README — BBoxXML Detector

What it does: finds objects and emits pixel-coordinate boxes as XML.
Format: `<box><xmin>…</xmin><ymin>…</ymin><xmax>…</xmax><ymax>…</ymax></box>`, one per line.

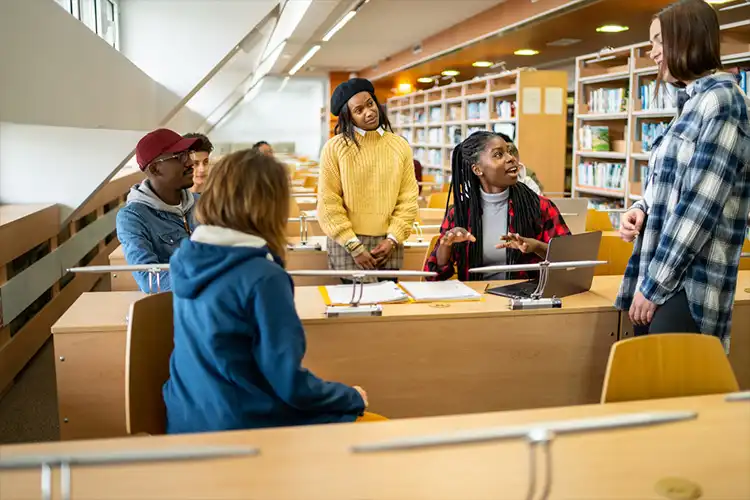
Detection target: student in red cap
<box><xmin>115</xmin><ymin>128</ymin><xmax>200</xmax><ymax>292</ymax></box>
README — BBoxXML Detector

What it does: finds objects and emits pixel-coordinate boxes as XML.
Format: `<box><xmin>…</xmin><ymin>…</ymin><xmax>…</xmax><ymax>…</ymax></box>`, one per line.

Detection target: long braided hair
<box><xmin>334</xmin><ymin>93</ymin><xmax>393</xmax><ymax>148</ymax></box>
<box><xmin>448</xmin><ymin>131</ymin><xmax>542</xmax><ymax>281</ymax></box>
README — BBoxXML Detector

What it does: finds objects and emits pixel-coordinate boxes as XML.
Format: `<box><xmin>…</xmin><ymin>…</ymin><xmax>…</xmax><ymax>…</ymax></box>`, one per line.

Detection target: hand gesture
<box><xmin>353</xmin><ymin>250</ymin><xmax>377</xmax><ymax>270</ymax></box>
<box><xmin>496</xmin><ymin>233</ymin><xmax>538</xmax><ymax>255</ymax></box>
<box><xmin>441</xmin><ymin>227</ymin><xmax>476</xmax><ymax>247</ymax></box>
<box><xmin>620</xmin><ymin>209</ymin><xmax>645</xmax><ymax>243</ymax></box>
<box><xmin>370</xmin><ymin>238</ymin><xmax>396</xmax><ymax>267</ymax></box>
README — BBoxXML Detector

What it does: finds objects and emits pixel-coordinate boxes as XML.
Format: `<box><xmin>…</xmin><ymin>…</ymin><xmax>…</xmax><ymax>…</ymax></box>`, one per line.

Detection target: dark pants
<box><xmin>633</xmin><ymin>289</ymin><xmax>700</xmax><ymax>336</ymax></box>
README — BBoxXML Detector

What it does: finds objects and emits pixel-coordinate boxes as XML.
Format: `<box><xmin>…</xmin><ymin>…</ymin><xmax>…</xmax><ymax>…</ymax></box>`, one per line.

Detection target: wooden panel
<box><xmin>0</xmin><ymin>204</ymin><xmax>60</xmax><ymax>266</ymax></box>
<box><xmin>51</xmin><ymin>290</ymin><xmax>143</xmax><ymax>335</ymax></box>
<box><xmin>55</xmin><ymin>330</ymin><xmax>127</xmax><ymax>440</ymax></box>
<box><xmin>4</xmin><ymin>394</ymin><xmax>746</xmax><ymax>500</ymax></box>
<box><xmin>303</xmin><ymin>310</ymin><xmax>618</xmax><ymax>417</ymax></box>
<box><xmin>0</xmin><ymin>238</ymin><xmax>121</xmax><ymax>393</ymax></box>
<box><xmin>70</xmin><ymin>168</ymin><xmax>142</xmax><ymax>224</ymax></box>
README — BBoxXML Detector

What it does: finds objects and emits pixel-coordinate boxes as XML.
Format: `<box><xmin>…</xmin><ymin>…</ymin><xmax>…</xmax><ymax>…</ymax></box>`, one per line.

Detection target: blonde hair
<box><xmin>196</xmin><ymin>150</ymin><xmax>290</xmax><ymax>259</ymax></box>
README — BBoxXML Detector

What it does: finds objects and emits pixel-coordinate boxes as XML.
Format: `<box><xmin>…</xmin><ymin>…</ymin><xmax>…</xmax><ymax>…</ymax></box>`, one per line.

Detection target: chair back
<box><xmin>601</xmin><ymin>334</ymin><xmax>739</xmax><ymax>403</ymax></box>
<box><xmin>586</xmin><ymin>209</ymin><xmax>614</xmax><ymax>231</ymax></box>
<box><xmin>428</xmin><ymin>192</ymin><xmax>453</xmax><ymax>210</ymax></box>
<box><xmin>125</xmin><ymin>292</ymin><xmax>174</xmax><ymax>435</ymax></box>
<box><xmin>421</xmin><ymin>234</ymin><xmax>441</xmax><ymax>278</ymax></box>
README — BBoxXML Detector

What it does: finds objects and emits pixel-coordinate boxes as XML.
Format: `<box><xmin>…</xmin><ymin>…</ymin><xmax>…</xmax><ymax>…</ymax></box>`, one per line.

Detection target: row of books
<box><xmin>578</xmin><ymin>125</ymin><xmax>610</xmax><ymax>151</ymax></box>
<box><xmin>413</xmin><ymin>148</ymin><xmax>443</xmax><ymax>167</ymax></box>
<box><xmin>638</xmin><ymin>81</ymin><xmax>676</xmax><ymax>111</ymax></box>
<box><xmin>736</xmin><ymin>69</ymin><xmax>750</xmax><ymax>94</ymax></box>
<box><xmin>641</xmin><ymin>121</ymin><xmax>670</xmax><ymax>152</ymax></box>
<box><xmin>588</xmin><ymin>88</ymin><xmax>627</xmax><ymax>114</ymax></box>
<box><xmin>447</xmin><ymin>105</ymin><xmax>462</xmax><ymax>121</ymax></box>
<box><xmin>467</xmin><ymin>101</ymin><xmax>489</xmax><ymax>120</ymax></box>
<box><xmin>577</xmin><ymin>161</ymin><xmax>626</xmax><ymax>191</ymax></box>
<box><xmin>495</xmin><ymin>100</ymin><xmax>516</xmax><ymax>120</ymax></box>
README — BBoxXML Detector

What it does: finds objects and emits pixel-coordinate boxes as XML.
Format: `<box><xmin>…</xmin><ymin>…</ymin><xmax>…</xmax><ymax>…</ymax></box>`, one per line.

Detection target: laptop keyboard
<box><xmin>486</xmin><ymin>280</ymin><xmax>540</xmax><ymax>299</ymax></box>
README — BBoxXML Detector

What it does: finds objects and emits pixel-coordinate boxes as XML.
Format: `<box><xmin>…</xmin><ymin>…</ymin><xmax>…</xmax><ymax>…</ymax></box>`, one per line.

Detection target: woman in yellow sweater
<box><xmin>318</xmin><ymin>78</ymin><xmax>419</xmax><ymax>280</ymax></box>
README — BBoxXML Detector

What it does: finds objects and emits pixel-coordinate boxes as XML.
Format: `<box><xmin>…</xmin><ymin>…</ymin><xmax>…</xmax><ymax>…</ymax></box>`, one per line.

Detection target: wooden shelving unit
<box><xmin>387</xmin><ymin>69</ymin><xmax>568</xmax><ymax>193</ymax></box>
<box><xmin>572</xmin><ymin>19</ymin><xmax>750</xmax><ymax>210</ymax></box>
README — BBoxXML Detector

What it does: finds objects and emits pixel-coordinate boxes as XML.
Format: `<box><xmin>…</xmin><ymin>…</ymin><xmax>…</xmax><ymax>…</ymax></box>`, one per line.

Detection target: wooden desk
<box><xmin>418</xmin><ymin>208</ymin><xmax>445</xmax><ymax>225</ymax></box>
<box><xmin>52</xmin><ymin>277</ymin><xmax>618</xmax><ymax>440</ymax></box>
<box><xmin>2</xmin><ymin>394</ymin><xmax>748</xmax><ymax>500</ymax></box>
<box><xmin>597</xmin><ymin>271</ymin><xmax>750</xmax><ymax>390</ymax></box>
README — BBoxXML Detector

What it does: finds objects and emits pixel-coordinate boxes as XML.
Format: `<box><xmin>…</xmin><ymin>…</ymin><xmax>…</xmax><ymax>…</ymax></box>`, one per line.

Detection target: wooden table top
<box><xmin>0</xmin><ymin>204</ymin><xmax>56</xmax><ymax>226</ymax></box>
<box><xmin>51</xmin><ymin>291</ymin><xmax>145</xmax><ymax>334</ymax></box>
<box><xmin>1</xmin><ymin>394</ymin><xmax>747</xmax><ymax>500</ymax></box>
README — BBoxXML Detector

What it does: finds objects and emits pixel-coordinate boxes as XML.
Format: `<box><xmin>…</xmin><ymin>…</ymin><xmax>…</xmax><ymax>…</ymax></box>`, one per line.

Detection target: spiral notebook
<box><xmin>399</xmin><ymin>281</ymin><xmax>482</xmax><ymax>302</ymax></box>
<box><xmin>320</xmin><ymin>282</ymin><xmax>410</xmax><ymax>306</ymax></box>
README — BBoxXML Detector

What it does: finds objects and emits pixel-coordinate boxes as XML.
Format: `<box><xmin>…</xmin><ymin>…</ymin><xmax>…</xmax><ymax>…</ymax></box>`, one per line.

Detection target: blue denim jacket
<box><xmin>115</xmin><ymin>181</ymin><xmax>199</xmax><ymax>292</ymax></box>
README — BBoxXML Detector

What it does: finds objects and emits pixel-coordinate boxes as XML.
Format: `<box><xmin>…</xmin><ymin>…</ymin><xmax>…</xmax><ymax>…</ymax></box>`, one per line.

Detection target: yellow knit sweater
<box><xmin>317</xmin><ymin>130</ymin><xmax>419</xmax><ymax>247</ymax></box>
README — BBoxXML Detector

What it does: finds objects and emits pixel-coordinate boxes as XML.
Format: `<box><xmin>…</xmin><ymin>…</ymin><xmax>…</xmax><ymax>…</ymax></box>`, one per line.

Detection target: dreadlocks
<box><xmin>334</xmin><ymin>93</ymin><xmax>394</xmax><ymax>148</ymax></box>
<box><xmin>449</xmin><ymin>131</ymin><xmax>542</xmax><ymax>281</ymax></box>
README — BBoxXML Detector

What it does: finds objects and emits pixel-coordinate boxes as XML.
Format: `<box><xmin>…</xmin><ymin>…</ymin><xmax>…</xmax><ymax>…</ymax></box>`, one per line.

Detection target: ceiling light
<box><xmin>441</xmin><ymin>70</ymin><xmax>460</xmax><ymax>76</ymax></box>
<box><xmin>472</xmin><ymin>61</ymin><xmax>493</xmax><ymax>68</ymax></box>
<box><xmin>596</xmin><ymin>25</ymin><xmax>629</xmax><ymax>33</ymax></box>
<box><xmin>417</xmin><ymin>77</ymin><xmax>434</xmax><ymax>83</ymax></box>
<box><xmin>288</xmin><ymin>45</ymin><xmax>320</xmax><ymax>75</ymax></box>
<box><xmin>514</xmin><ymin>49</ymin><xmax>539</xmax><ymax>56</ymax></box>
<box><xmin>705</xmin><ymin>0</ymin><xmax>735</xmax><ymax>3</ymax></box>
<box><xmin>398</xmin><ymin>83</ymin><xmax>413</xmax><ymax>93</ymax></box>
<box><xmin>322</xmin><ymin>10</ymin><xmax>356</xmax><ymax>42</ymax></box>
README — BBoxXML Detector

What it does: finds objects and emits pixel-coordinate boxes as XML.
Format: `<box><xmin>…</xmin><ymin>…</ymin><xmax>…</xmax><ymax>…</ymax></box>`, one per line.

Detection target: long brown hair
<box><xmin>656</xmin><ymin>0</ymin><xmax>721</xmax><ymax>89</ymax></box>
<box><xmin>196</xmin><ymin>150</ymin><xmax>289</xmax><ymax>259</ymax></box>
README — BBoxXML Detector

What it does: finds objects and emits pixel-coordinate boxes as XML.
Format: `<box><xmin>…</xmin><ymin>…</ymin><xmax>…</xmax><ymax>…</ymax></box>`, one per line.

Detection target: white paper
<box><xmin>323</xmin><ymin>281</ymin><xmax>408</xmax><ymax>305</ymax></box>
<box><xmin>544</xmin><ymin>87</ymin><xmax>564</xmax><ymax>115</ymax></box>
<box><xmin>522</xmin><ymin>87</ymin><xmax>541</xmax><ymax>115</ymax></box>
<box><xmin>399</xmin><ymin>281</ymin><xmax>481</xmax><ymax>302</ymax></box>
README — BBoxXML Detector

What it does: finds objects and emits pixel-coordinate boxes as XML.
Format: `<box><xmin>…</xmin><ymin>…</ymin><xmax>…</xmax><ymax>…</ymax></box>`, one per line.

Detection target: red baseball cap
<box><xmin>135</xmin><ymin>129</ymin><xmax>200</xmax><ymax>170</ymax></box>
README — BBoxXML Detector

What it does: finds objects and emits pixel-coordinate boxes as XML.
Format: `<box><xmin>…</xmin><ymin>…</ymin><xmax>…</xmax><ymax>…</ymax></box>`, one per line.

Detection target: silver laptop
<box><xmin>549</xmin><ymin>198</ymin><xmax>588</xmax><ymax>234</ymax></box>
<box><xmin>486</xmin><ymin>231</ymin><xmax>603</xmax><ymax>299</ymax></box>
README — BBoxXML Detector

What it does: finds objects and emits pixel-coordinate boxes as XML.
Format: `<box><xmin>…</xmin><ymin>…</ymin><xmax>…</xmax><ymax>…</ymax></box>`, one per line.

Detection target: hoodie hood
<box><xmin>170</xmin><ymin>225</ymin><xmax>280</xmax><ymax>299</ymax></box>
<box><xmin>127</xmin><ymin>180</ymin><xmax>195</xmax><ymax>216</ymax></box>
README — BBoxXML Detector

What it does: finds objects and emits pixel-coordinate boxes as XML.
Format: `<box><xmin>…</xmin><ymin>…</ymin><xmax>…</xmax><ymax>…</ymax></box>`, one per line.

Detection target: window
<box><xmin>78</xmin><ymin>0</ymin><xmax>97</xmax><ymax>33</ymax></box>
<box><xmin>53</xmin><ymin>0</ymin><xmax>73</xmax><ymax>13</ymax></box>
<box><xmin>100</xmin><ymin>0</ymin><xmax>118</xmax><ymax>48</ymax></box>
<box><xmin>53</xmin><ymin>0</ymin><xmax>120</xmax><ymax>50</ymax></box>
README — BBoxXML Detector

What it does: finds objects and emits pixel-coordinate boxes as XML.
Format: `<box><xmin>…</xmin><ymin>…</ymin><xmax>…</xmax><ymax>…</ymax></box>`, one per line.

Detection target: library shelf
<box><xmin>631</xmin><ymin>109</ymin><xmax>677</xmax><ymax>118</ymax></box>
<box><xmin>629</xmin><ymin>194</ymin><xmax>644</xmax><ymax>201</ymax></box>
<box><xmin>575</xmin><ymin>186</ymin><xmax>626</xmax><ymax>199</ymax></box>
<box><xmin>631</xmin><ymin>152</ymin><xmax>650</xmax><ymax>161</ymax></box>
<box><xmin>388</xmin><ymin>69</ymin><xmax>568</xmax><ymax>192</ymax></box>
<box><xmin>578</xmin><ymin>112</ymin><xmax>629</xmax><ymax>121</ymax></box>
<box><xmin>578</xmin><ymin>70</ymin><xmax>631</xmax><ymax>84</ymax></box>
<box><xmin>576</xmin><ymin>151</ymin><xmax>627</xmax><ymax>160</ymax></box>
<box><xmin>633</xmin><ymin>66</ymin><xmax>659</xmax><ymax>76</ymax></box>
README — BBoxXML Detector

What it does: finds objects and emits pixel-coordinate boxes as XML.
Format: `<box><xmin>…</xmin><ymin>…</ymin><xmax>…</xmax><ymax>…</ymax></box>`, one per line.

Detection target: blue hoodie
<box><xmin>163</xmin><ymin>225</ymin><xmax>365</xmax><ymax>434</ymax></box>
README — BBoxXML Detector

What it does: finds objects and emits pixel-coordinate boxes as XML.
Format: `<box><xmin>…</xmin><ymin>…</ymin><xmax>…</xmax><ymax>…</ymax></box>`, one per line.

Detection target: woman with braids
<box><xmin>318</xmin><ymin>78</ymin><xmax>418</xmax><ymax>281</ymax></box>
<box><xmin>424</xmin><ymin>131</ymin><xmax>570</xmax><ymax>281</ymax></box>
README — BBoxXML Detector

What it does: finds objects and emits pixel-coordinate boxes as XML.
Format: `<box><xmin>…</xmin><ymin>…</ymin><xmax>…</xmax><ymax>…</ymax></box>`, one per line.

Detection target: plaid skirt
<box><xmin>327</xmin><ymin>235</ymin><xmax>404</xmax><ymax>283</ymax></box>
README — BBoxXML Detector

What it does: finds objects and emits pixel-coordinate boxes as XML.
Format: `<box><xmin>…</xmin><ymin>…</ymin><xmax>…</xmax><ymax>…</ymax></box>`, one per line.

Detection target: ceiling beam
<box><xmin>357</xmin><ymin>0</ymin><xmax>597</xmax><ymax>81</ymax></box>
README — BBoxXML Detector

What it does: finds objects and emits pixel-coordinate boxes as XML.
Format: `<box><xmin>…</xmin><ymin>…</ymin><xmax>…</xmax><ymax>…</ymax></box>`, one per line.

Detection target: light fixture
<box><xmin>288</xmin><ymin>45</ymin><xmax>321</xmax><ymax>75</ymax></box>
<box><xmin>705</xmin><ymin>0</ymin><xmax>736</xmax><ymax>3</ymax></box>
<box><xmin>278</xmin><ymin>76</ymin><xmax>290</xmax><ymax>92</ymax></box>
<box><xmin>322</xmin><ymin>10</ymin><xmax>356</xmax><ymax>42</ymax></box>
<box><xmin>398</xmin><ymin>83</ymin><xmax>413</xmax><ymax>93</ymax></box>
<box><xmin>514</xmin><ymin>49</ymin><xmax>539</xmax><ymax>56</ymax></box>
<box><xmin>596</xmin><ymin>24</ymin><xmax>629</xmax><ymax>33</ymax></box>
<box><xmin>441</xmin><ymin>70</ymin><xmax>460</xmax><ymax>77</ymax></box>
<box><xmin>472</xmin><ymin>61</ymin><xmax>493</xmax><ymax>68</ymax></box>
<box><xmin>417</xmin><ymin>77</ymin><xmax>434</xmax><ymax>83</ymax></box>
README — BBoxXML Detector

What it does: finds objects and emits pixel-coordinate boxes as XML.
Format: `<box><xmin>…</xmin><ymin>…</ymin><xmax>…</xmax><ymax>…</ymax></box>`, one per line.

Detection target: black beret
<box><xmin>331</xmin><ymin>78</ymin><xmax>375</xmax><ymax>117</ymax></box>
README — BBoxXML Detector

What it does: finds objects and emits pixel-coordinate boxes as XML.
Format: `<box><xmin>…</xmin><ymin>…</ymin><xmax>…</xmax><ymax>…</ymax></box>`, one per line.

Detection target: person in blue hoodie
<box><xmin>163</xmin><ymin>150</ymin><xmax>378</xmax><ymax>433</ymax></box>
<box><xmin>116</xmin><ymin>129</ymin><xmax>201</xmax><ymax>292</ymax></box>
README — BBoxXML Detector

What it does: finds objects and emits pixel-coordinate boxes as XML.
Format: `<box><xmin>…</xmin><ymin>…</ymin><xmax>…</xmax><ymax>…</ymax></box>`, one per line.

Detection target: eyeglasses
<box><xmin>149</xmin><ymin>150</ymin><xmax>194</xmax><ymax>168</ymax></box>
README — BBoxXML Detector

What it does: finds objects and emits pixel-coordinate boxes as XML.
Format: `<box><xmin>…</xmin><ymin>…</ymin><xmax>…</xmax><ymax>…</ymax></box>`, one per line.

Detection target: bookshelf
<box><xmin>386</xmin><ymin>69</ymin><xmax>568</xmax><ymax>193</ymax></box>
<box><xmin>572</xmin><ymin>19</ymin><xmax>750</xmax><ymax>211</ymax></box>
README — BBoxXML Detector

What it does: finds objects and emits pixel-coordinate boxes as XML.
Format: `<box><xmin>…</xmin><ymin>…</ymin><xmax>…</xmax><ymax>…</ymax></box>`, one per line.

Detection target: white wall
<box><xmin>211</xmin><ymin>76</ymin><xmax>327</xmax><ymax>160</ymax></box>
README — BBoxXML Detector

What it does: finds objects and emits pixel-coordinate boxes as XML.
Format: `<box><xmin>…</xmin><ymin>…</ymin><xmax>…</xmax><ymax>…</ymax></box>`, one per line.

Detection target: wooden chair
<box><xmin>420</xmin><ymin>234</ymin><xmax>457</xmax><ymax>281</ymax></box>
<box><xmin>586</xmin><ymin>209</ymin><xmax>614</xmax><ymax>232</ymax></box>
<box><xmin>601</xmin><ymin>334</ymin><xmax>739</xmax><ymax>404</ymax></box>
<box><xmin>125</xmin><ymin>292</ymin><xmax>174</xmax><ymax>435</ymax></box>
<box><xmin>427</xmin><ymin>192</ymin><xmax>452</xmax><ymax>210</ymax></box>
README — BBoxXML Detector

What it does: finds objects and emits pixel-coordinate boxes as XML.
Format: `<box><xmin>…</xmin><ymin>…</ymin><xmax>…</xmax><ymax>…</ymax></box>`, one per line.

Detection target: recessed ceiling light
<box><xmin>596</xmin><ymin>25</ymin><xmax>629</xmax><ymax>33</ymax></box>
<box><xmin>705</xmin><ymin>0</ymin><xmax>735</xmax><ymax>3</ymax></box>
<box><xmin>441</xmin><ymin>70</ymin><xmax>460</xmax><ymax>76</ymax></box>
<box><xmin>417</xmin><ymin>77</ymin><xmax>434</xmax><ymax>83</ymax></box>
<box><xmin>472</xmin><ymin>61</ymin><xmax>493</xmax><ymax>68</ymax></box>
<box><xmin>398</xmin><ymin>83</ymin><xmax>413</xmax><ymax>93</ymax></box>
<box><xmin>514</xmin><ymin>49</ymin><xmax>539</xmax><ymax>56</ymax></box>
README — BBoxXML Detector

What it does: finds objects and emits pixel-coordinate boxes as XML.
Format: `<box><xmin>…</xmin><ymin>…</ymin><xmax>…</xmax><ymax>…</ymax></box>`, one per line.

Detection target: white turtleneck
<box><xmin>481</xmin><ymin>188</ymin><xmax>510</xmax><ymax>281</ymax></box>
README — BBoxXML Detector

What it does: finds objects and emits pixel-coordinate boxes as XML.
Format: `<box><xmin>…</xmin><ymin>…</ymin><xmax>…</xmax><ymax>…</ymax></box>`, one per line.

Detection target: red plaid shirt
<box><xmin>424</xmin><ymin>196</ymin><xmax>571</xmax><ymax>281</ymax></box>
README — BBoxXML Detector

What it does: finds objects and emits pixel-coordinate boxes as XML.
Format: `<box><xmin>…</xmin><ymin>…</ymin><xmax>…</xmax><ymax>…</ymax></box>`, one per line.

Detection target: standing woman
<box><xmin>317</xmin><ymin>78</ymin><xmax>419</xmax><ymax>280</ymax></box>
<box><xmin>424</xmin><ymin>131</ymin><xmax>570</xmax><ymax>281</ymax></box>
<box><xmin>617</xmin><ymin>0</ymin><xmax>750</xmax><ymax>347</ymax></box>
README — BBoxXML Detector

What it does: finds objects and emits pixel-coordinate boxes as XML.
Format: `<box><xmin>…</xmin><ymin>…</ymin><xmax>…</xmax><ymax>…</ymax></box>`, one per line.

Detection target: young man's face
<box><xmin>257</xmin><ymin>144</ymin><xmax>274</xmax><ymax>156</ymax></box>
<box><xmin>191</xmin><ymin>151</ymin><xmax>210</xmax><ymax>187</ymax></box>
<box><xmin>148</xmin><ymin>150</ymin><xmax>196</xmax><ymax>191</ymax></box>
<box><xmin>347</xmin><ymin>91</ymin><xmax>380</xmax><ymax>131</ymax></box>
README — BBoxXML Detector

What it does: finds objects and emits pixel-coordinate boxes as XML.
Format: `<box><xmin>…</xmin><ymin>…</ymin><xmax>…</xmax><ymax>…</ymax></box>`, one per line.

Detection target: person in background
<box><xmin>414</xmin><ymin>159</ymin><xmax>423</xmax><ymax>194</ymax></box>
<box><xmin>252</xmin><ymin>141</ymin><xmax>274</xmax><ymax>156</ymax></box>
<box><xmin>617</xmin><ymin>0</ymin><xmax>750</xmax><ymax>346</ymax></box>
<box><xmin>116</xmin><ymin>129</ymin><xmax>200</xmax><ymax>292</ymax></box>
<box><xmin>163</xmin><ymin>150</ymin><xmax>378</xmax><ymax>434</ymax></box>
<box><xmin>425</xmin><ymin>131</ymin><xmax>570</xmax><ymax>281</ymax></box>
<box><xmin>496</xmin><ymin>132</ymin><xmax>543</xmax><ymax>194</ymax></box>
<box><xmin>183</xmin><ymin>133</ymin><xmax>213</xmax><ymax>193</ymax></box>
<box><xmin>318</xmin><ymin>78</ymin><xmax>419</xmax><ymax>281</ymax></box>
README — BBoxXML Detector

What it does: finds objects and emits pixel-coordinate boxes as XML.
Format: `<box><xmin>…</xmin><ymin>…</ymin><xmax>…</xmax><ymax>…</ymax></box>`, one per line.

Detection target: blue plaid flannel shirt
<box><xmin>616</xmin><ymin>73</ymin><xmax>750</xmax><ymax>349</ymax></box>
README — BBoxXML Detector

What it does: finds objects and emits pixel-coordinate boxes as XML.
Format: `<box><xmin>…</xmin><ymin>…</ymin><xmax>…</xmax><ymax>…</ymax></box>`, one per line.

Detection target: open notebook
<box><xmin>400</xmin><ymin>281</ymin><xmax>482</xmax><ymax>302</ymax></box>
<box><xmin>321</xmin><ymin>282</ymin><xmax>410</xmax><ymax>306</ymax></box>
